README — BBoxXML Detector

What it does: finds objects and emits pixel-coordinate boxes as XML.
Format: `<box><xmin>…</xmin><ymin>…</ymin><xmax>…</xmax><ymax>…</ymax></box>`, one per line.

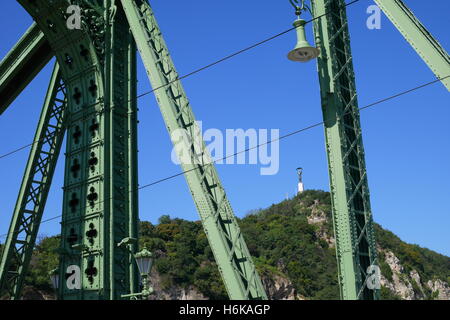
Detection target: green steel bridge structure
<box><xmin>0</xmin><ymin>0</ymin><xmax>448</xmax><ymax>300</ymax></box>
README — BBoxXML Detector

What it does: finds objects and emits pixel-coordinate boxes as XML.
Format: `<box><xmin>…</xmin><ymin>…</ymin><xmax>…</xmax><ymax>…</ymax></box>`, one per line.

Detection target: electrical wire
<box><xmin>0</xmin><ymin>0</ymin><xmax>363</xmax><ymax>161</ymax></box>
<box><xmin>0</xmin><ymin>75</ymin><xmax>447</xmax><ymax>240</ymax></box>
<box><xmin>136</xmin><ymin>0</ymin><xmax>361</xmax><ymax>100</ymax></box>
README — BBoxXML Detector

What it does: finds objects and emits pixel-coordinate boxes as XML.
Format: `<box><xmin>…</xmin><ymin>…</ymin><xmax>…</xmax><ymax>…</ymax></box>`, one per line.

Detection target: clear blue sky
<box><xmin>0</xmin><ymin>1</ymin><xmax>449</xmax><ymax>256</ymax></box>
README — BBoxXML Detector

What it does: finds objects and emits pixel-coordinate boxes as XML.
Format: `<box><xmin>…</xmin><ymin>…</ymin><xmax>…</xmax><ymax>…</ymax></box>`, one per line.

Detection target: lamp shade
<box><xmin>288</xmin><ymin>19</ymin><xmax>320</xmax><ymax>62</ymax></box>
<box><xmin>134</xmin><ymin>248</ymin><xmax>153</xmax><ymax>275</ymax></box>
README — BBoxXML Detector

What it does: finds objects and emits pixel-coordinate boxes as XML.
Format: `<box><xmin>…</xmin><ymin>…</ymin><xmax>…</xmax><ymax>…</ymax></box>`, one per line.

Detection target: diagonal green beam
<box><xmin>0</xmin><ymin>23</ymin><xmax>53</xmax><ymax>115</ymax></box>
<box><xmin>121</xmin><ymin>0</ymin><xmax>267</xmax><ymax>300</ymax></box>
<box><xmin>374</xmin><ymin>0</ymin><xmax>450</xmax><ymax>91</ymax></box>
<box><xmin>0</xmin><ymin>63</ymin><xmax>66</xmax><ymax>299</ymax></box>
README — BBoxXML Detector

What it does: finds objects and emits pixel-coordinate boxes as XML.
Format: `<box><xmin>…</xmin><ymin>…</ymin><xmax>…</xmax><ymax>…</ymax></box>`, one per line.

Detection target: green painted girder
<box><xmin>46</xmin><ymin>1</ymin><xmax>138</xmax><ymax>300</ymax></box>
<box><xmin>0</xmin><ymin>23</ymin><xmax>52</xmax><ymax>115</ymax></box>
<box><xmin>374</xmin><ymin>0</ymin><xmax>450</xmax><ymax>91</ymax></box>
<box><xmin>311</xmin><ymin>0</ymin><xmax>378</xmax><ymax>300</ymax></box>
<box><xmin>121</xmin><ymin>0</ymin><xmax>267</xmax><ymax>300</ymax></box>
<box><xmin>0</xmin><ymin>63</ymin><xmax>66</xmax><ymax>299</ymax></box>
<box><xmin>11</xmin><ymin>0</ymin><xmax>139</xmax><ymax>300</ymax></box>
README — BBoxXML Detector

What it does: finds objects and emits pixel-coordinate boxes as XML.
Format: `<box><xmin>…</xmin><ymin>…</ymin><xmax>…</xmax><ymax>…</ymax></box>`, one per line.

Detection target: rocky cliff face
<box><xmin>261</xmin><ymin>273</ymin><xmax>304</xmax><ymax>300</ymax></box>
<box><xmin>149</xmin><ymin>269</ymin><xmax>208</xmax><ymax>300</ymax></box>
<box><xmin>306</xmin><ymin>200</ymin><xmax>450</xmax><ymax>300</ymax></box>
<box><xmin>146</xmin><ymin>271</ymin><xmax>303</xmax><ymax>300</ymax></box>
<box><xmin>21</xmin><ymin>286</ymin><xmax>54</xmax><ymax>300</ymax></box>
<box><xmin>380</xmin><ymin>249</ymin><xmax>450</xmax><ymax>300</ymax></box>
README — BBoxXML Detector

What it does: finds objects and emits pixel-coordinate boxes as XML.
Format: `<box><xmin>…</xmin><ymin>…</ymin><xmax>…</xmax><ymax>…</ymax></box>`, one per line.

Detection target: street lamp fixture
<box><xmin>288</xmin><ymin>19</ymin><xmax>320</xmax><ymax>62</ymax></box>
<box><xmin>49</xmin><ymin>268</ymin><xmax>59</xmax><ymax>290</ymax></box>
<box><xmin>49</xmin><ymin>268</ymin><xmax>59</xmax><ymax>299</ymax></box>
<box><xmin>120</xmin><ymin>246</ymin><xmax>155</xmax><ymax>300</ymax></box>
<box><xmin>287</xmin><ymin>0</ymin><xmax>320</xmax><ymax>62</ymax></box>
<box><xmin>135</xmin><ymin>248</ymin><xmax>153</xmax><ymax>275</ymax></box>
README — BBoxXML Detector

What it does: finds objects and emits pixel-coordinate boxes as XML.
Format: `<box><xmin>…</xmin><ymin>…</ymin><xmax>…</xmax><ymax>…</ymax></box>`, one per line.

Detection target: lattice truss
<box><xmin>326</xmin><ymin>0</ymin><xmax>377</xmax><ymax>299</ymax></box>
<box><xmin>0</xmin><ymin>65</ymin><xmax>66</xmax><ymax>298</ymax></box>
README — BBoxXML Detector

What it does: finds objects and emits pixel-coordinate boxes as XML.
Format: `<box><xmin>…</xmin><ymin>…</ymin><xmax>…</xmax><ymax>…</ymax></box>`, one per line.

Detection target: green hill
<box><xmin>1</xmin><ymin>190</ymin><xmax>449</xmax><ymax>300</ymax></box>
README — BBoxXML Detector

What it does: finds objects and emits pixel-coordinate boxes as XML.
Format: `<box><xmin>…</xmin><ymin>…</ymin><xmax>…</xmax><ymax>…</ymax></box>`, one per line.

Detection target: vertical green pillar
<box><xmin>57</xmin><ymin>1</ymin><xmax>138</xmax><ymax>300</ymax></box>
<box><xmin>311</xmin><ymin>0</ymin><xmax>379</xmax><ymax>300</ymax></box>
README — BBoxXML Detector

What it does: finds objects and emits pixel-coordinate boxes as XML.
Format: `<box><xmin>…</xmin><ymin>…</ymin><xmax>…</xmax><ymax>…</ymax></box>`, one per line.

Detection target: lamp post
<box><xmin>49</xmin><ymin>268</ymin><xmax>59</xmax><ymax>300</ymax></box>
<box><xmin>120</xmin><ymin>246</ymin><xmax>155</xmax><ymax>300</ymax></box>
<box><xmin>134</xmin><ymin>248</ymin><xmax>154</xmax><ymax>299</ymax></box>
